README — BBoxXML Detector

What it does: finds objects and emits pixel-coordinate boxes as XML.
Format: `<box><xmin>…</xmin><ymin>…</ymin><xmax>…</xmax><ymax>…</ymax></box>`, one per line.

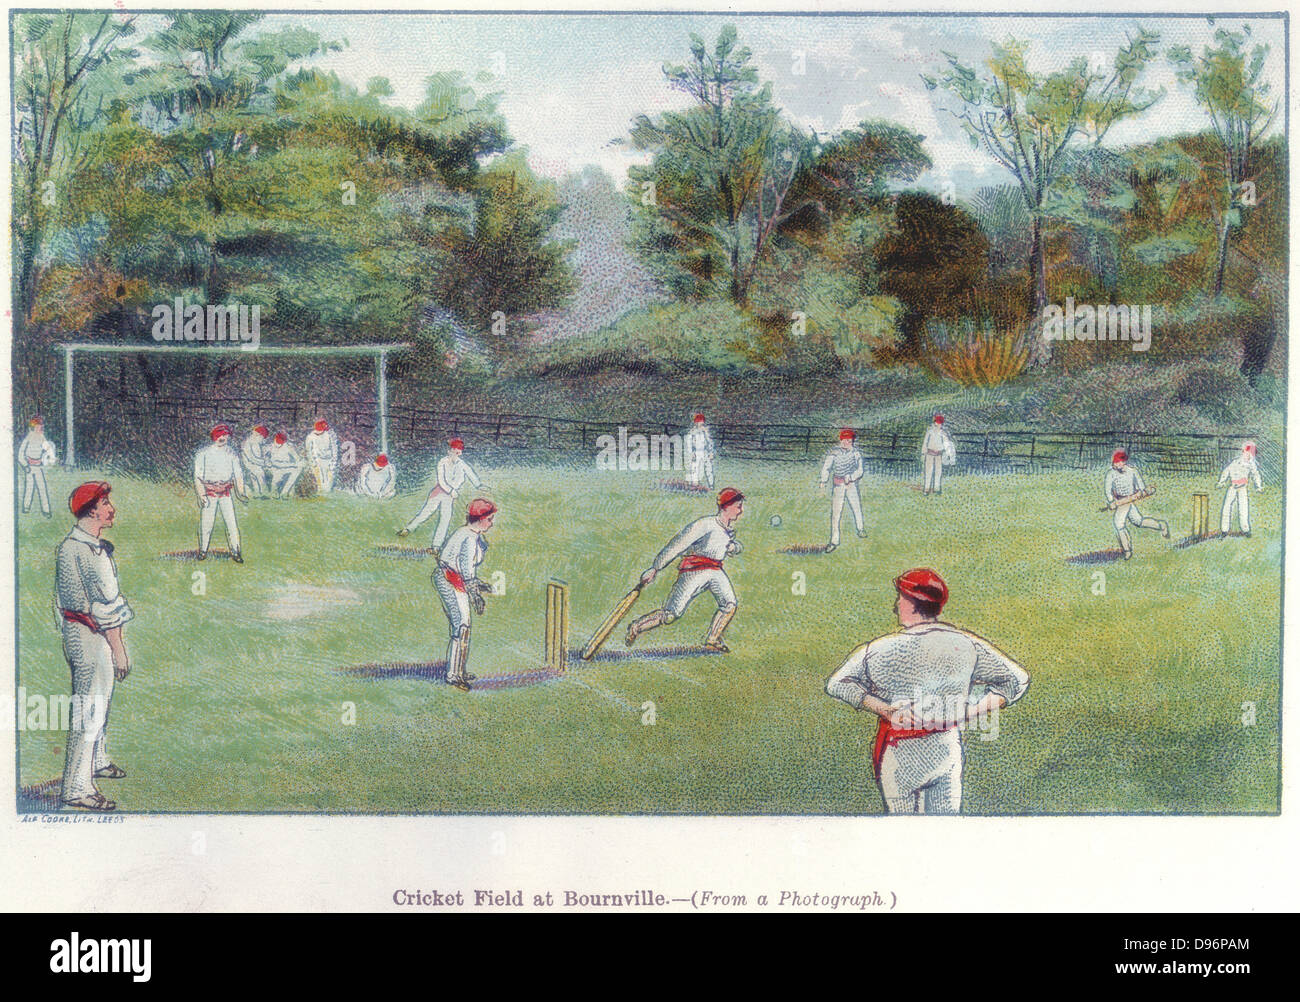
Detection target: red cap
<box><xmin>253</xmin><ymin>425</ymin><xmax>269</xmax><ymax>437</ymax></box>
<box><xmin>717</xmin><ymin>487</ymin><xmax>744</xmax><ymax>508</ymax></box>
<box><xmin>894</xmin><ymin>568</ymin><xmax>948</xmax><ymax>610</ymax></box>
<box><xmin>1243</xmin><ymin>441</ymin><xmax>1256</xmax><ymax>455</ymax></box>
<box><xmin>933</xmin><ymin>414</ymin><xmax>944</xmax><ymax>425</ymax></box>
<box><xmin>274</xmin><ymin>432</ymin><xmax>287</xmax><ymax>445</ymax></box>
<box><xmin>693</xmin><ymin>413</ymin><xmax>705</xmax><ymax>423</ymax></box>
<box><xmin>210</xmin><ymin>423</ymin><xmax>232</xmax><ymax>440</ymax></box>
<box><xmin>467</xmin><ymin>498</ymin><xmax>497</xmax><ymax>522</ymax></box>
<box><xmin>69</xmin><ymin>481</ymin><xmax>111</xmax><ymax>518</ymax></box>
<box><xmin>313</xmin><ymin>420</ymin><xmax>329</xmax><ymax>433</ymax></box>
<box><xmin>448</xmin><ymin>438</ymin><xmax>465</xmax><ymax>451</ymax></box>
<box><xmin>29</xmin><ymin>415</ymin><xmax>43</xmax><ymax>427</ymax></box>
<box><xmin>839</xmin><ymin>428</ymin><xmax>855</xmax><ymax>441</ymax></box>
<box><xmin>1112</xmin><ymin>449</ymin><xmax>1128</xmax><ymax>464</ymax></box>
<box><xmin>375</xmin><ymin>454</ymin><xmax>388</xmax><ymax>468</ymax></box>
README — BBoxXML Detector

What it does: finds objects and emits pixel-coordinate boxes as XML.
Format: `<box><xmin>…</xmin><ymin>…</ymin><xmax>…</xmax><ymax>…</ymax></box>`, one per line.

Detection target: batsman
<box><xmin>1103</xmin><ymin>448</ymin><xmax>1168</xmax><ymax>559</ymax></box>
<box><xmin>625</xmin><ymin>487</ymin><xmax>745</xmax><ymax>654</ymax></box>
<box><xmin>433</xmin><ymin>498</ymin><xmax>497</xmax><ymax>692</ymax></box>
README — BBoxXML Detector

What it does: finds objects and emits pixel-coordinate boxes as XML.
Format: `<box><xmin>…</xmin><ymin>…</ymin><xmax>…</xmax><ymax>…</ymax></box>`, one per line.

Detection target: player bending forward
<box><xmin>433</xmin><ymin>498</ymin><xmax>497</xmax><ymax>692</ymax></box>
<box><xmin>825</xmin><ymin>569</ymin><xmax>1029</xmax><ymax>815</ymax></box>
<box><xmin>1217</xmin><ymin>441</ymin><xmax>1263</xmax><ymax>537</ymax></box>
<box><xmin>1104</xmin><ymin>449</ymin><xmax>1167</xmax><ymax>559</ymax></box>
<box><xmin>355</xmin><ymin>454</ymin><xmax>396</xmax><ymax>499</ymax></box>
<box><xmin>626</xmin><ymin>487</ymin><xmax>744</xmax><ymax>654</ymax></box>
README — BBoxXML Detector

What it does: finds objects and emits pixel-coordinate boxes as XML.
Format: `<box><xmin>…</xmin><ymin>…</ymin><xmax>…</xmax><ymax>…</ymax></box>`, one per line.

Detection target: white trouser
<box><xmin>878</xmin><ymin>729</ymin><xmax>963</xmax><ymax>815</ymax></box>
<box><xmin>1221</xmin><ymin>485</ymin><xmax>1251</xmax><ymax>533</ymax></box>
<box><xmin>663</xmin><ymin>568</ymin><xmax>736</xmax><ymax>620</ymax></box>
<box><xmin>60</xmin><ymin>621</ymin><xmax>115</xmax><ymax>802</ymax></box>
<box><xmin>434</xmin><ymin>568</ymin><xmax>472</xmax><ymax>683</ymax></box>
<box><xmin>23</xmin><ymin>466</ymin><xmax>50</xmax><ymax>514</ymax></box>
<box><xmin>199</xmin><ymin>495</ymin><xmax>241</xmax><ymax>554</ymax></box>
<box><xmin>690</xmin><ymin>453</ymin><xmax>714</xmax><ymax>488</ymax></box>
<box><xmin>830</xmin><ymin>481</ymin><xmax>864</xmax><ymax>544</ymax></box>
<box><xmin>405</xmin><ymin>488</ymin><xmax>455</xmax><ymax>547</ymax></box>
<box><xmin>311</xmin><ymin>460</ymin><xmax>336</xmax><ymax>494</ymax></box>
<box><xmin>270</xmin><ymin>465</ymin><xmax>303</xmax><ymax>497</ymax></box>
<box><xmin>244</xmin><ymin>463</ymin><xmax>267</xmax><ymax>494</ymax></box>
<box><xmin>923</xmin><ymin>453</ymin><xmax>944</xmax><ymax>492</ymax></box>
<box><xmin>1112</xmin><ymin>502</ymin><xmax>1160</xmax><ymax>551</ymax></box>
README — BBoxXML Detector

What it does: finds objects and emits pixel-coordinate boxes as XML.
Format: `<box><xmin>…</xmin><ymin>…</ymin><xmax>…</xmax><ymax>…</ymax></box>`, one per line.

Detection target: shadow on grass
<box><xmin>337</xmin><ymin>660</ymin><xmax>563</xmax><ymax>690</ymax></box>
<box><xmin>1174</xmin><ymin>532</ymin><xmax>1248</xmax><ymax>550</ymax></box>
<box><xmin>584</xmin><ymin>644</ymin><xmax>724</xmax><ymax>663</ymax></box>
<box><xmin>778</xmin><ymin>543</ymin><xmax>831</xmax><ymax>556</ymax></box>
<box><xmin>158</xmin><ymin>548</ymin><xmax>236</xmax><ymax>561</ymax></box>
<box><xmin>655</xmin><ymin>479</ymin><xmax>711</xmax><ymax>495</ymax></box>
<box><xmin>373</xmin><ymin>545</ymin><xmax>436</xmax><ymax>559</ymax></box>
<box><xmin>18</xmin><ymin>778</ymin><xmax>61</xmax><ymax>814</ymax></box>
<box><xmin>1065</xmin><ymin>548</ymin><xmax>1127</xmax><ymax>566</ymax></box>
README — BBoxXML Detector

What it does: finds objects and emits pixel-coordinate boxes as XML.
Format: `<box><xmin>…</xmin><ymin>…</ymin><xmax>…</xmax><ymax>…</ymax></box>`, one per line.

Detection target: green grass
<box><xmin>15</xmin><ymin>461</ymin><xmax>1281</xmax><ymax>814</ymax></box>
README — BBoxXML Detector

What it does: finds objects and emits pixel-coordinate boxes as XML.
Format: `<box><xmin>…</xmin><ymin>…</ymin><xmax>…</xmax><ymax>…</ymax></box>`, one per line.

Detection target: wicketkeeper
<box><xmin>433</xmin><ymin>498</ymin><xmax>497</xmax><ymax>692</ymax></box>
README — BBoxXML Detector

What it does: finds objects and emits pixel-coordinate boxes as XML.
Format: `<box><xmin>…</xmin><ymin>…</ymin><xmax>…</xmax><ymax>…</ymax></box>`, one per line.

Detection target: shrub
<box><xmin>921</xmin><ymin>317</ymin><xmax>1029</xmax><ymax>387</ymax></box>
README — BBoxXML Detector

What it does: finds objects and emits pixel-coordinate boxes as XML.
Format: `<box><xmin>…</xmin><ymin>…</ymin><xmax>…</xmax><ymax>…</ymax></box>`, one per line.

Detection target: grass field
<box><xmin>14</xmin><ymin>460</ymin><xmax>1282</xmax><ymax>814</ymax></box>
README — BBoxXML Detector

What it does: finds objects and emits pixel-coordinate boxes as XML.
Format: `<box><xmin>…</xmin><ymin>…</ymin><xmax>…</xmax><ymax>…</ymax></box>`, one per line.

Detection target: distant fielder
<box><xmin>398</xmin><ymin>438</ymin><xmax>481</xmax><ymax>552</ymax></box>
<box><xmin>305</xmin><ymin>418</ymin><xmax>340</xmax><ymax>494</ymax></box>
<box><xmin>1104</xmin><ymin>448</ymin><xmax>1167</xmax><ymax>559</ymax></box>
<box><xmin>355</xmin><ymin>453</ymin><xmax>396</xmax><ymax>499</ymax></box>
<box><xmin>626</xmin><ymin>487</ymin><xmax>744</xmax><ymax>653</ymax></box>
<box><xmin>193</xmin><ymin>424</ymin><xmax>248</xmax><ymax>562</ymax></box>
<box><xmin>818</xmin><ymin>428</ymin><xmax>866</xmax><ymax>552</ymax></box>
<box><xmin>920</xmin><ymin>413</ymin><xmax>955</xmax><ymax>495</ymax></box>
<box><xmin>825</xmin><ymin>568</ymin><xmax>1029</xmax><ymax>815</ymax></box>
<box><xmin>686</xmin><ymin>413</ymin><xmax>715</xmax><ymax>489</ymax></box>
<box><xmin>433</xmin><ymin>498</ymin><xmax>497</xmax><ymax>692</ymax></box>
<box><xmin>1217</xmin><ymin>441</ymin><xmax>1263</xmax><ymax>537</ymax></box>
<box><xmin>241</xmin><ymin>425</ymin><xmax>270</xmax><ymax>495</ymax></box>
<box><xmin>17</xmin><ymin>415</ymin><xmax>57</xmax><ymax>516</ymax></box>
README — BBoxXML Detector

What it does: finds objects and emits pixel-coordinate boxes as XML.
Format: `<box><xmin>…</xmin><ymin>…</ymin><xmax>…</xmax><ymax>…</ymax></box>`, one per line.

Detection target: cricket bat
<box><xmin>581</xmin><ymin>585</ymin><xmax>643</xmax><ymax>661</ymax></box>
<box><xmin>1099</xmin><ymin>487</ymin><xmax>1156</xmax><ymax>512</ymax></box>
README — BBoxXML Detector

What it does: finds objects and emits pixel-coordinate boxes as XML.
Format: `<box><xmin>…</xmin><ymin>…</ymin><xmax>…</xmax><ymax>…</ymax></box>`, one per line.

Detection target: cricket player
<box><xmin>825</xmin><ymin>568</ymin><xmax>1029</xmax><ymax>815</ymax></box>
<box><xmin>304</xmin><ymin>418</ymin><xmax>340</xmax><ymax>494</ymax></box>
<box><xmin>193</xmin><ymin>423</ymin><xmax>247</xmax><ymax>562</ymax></box>
<box><xmin>56</xmin><ymin>481</ymin><xmax>134</xmax><ymax>811</ymax></box>
<box><xmin>267</xmin><ymin>432</ymin><xmax>304</xmax><ymax>498</ymax></box>
<box><xmin>819</xmin><ymin>428</ymin><xmax>866</xmax><ymax>552</ymax></box>
<box><xmin>920</xmin><ymin>414</ymin><xmax>955</xmax><ymax>495</ymax></box>
<box><xmin>1104</xmin><ymin>448</ymin><xmax>1168</xmax><ymax>559</ymax></box>
<box><xmin>17</xmin><ymin>415</ymin><xmax>57</xmax><ymax>516</ymax></box>
<box><xmin>240</xmin><ymin>425</ymin><xmax>270</xmax><ymax>495</ymax></box>
<box><xmin>625</xmin><ymin>487</ymin><xmax>744</xmax><ymax>653</ymax></box>
<box><xmin>686</xmin><ymin>413</ymin><xmax>716</xmax><ymax>489</ymax></box>
<box><xmin>433</xmin><ymin>498</ymin><xmax>497</xmax><ymax>692</ymax></box>
<box><xmin>398</xmin><ymin>438</ymin><xmax>481</xmax><ymax>551</ymax></box>
<box><xmin>1217</xmin><ymin>441</ymin><xmax>1263</xmax><ymax>537</ymax></box>
<box><xmin>355</xmin><ymin>454</ymin><xmax>396</xmax><ymax>499</ymax></box>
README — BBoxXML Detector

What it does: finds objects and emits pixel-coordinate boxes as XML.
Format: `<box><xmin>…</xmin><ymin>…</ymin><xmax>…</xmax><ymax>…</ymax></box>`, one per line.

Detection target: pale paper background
<box><xmin>1</xmin><ymin>0</ymin><xmax>1295</xmax><ymax>913</ymax></box>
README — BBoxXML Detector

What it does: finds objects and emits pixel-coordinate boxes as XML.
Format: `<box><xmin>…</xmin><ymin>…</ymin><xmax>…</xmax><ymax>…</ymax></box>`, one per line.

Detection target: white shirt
<box><xmin>650</xmin><ymin>515</ymin><xmax>740</xmax><ymax>571</ymax></box>
<box><xmin>241</xmin><ymin>432</ymin><xmax>267</xmax><ymax>468</ymax></box>
<box><xmin>17</xmin><ymin>432</ymin><xmax>56</xmax><ymax>467</ymax></box>
<box><xmin>686</xmin><ymin>424</ymin><xmax>714</xmax><ymax>459</ymax></box>
<box><xmin>441</xmin><ymin>525</ymin><xmax>487</xmax><ymax>583</ymax></box>
<box><xmin>826</xmin><ymin>621</ymin><xmax>1029</xmax><ymax>727</ymax></box>
<box><xmin>267</xmin><ymin>442</ymin><xmax>301</xmax><ymax>469</ymax></box>
<box><xmin>921</xmin><ymin>424</ymin><xmax>952</xmax><ymax>454</ymax></box>
<box><xmin>820</xmin><ymin>445</ymin><xmax>864</xmax><ymax>483</ymax></box>
<box><xmin>437</xmin><ymin>455</ymin><xmax>481</xmax><ymax>496</ymax></box>
<box><xmin>55</xmin><ymin>527</ymin><xmax>134</xmax><ymax>630</ymax></box>
<box><xmin>1218</xmin><ymin>455</ymin><xmax>1261</xmax><ymax>489</ymax></box>
<box><xmin>194</xmin><ymin>443</ymin><xmax>243</xmax><ymax>484</ymax></box>
<box><xmin>1103</xmin><ymin>465</ymin><xmax>1145</xmax><ymax>503</ymax></box>
<box><xmin>305</xmin><ymin>429</ymin><xmax>339</xmax><ymax>463</ymax></box>
<box><xmin>356</xmin><ymin>462</ymin><xmax>396</xmax><ymax>497</ymax></box>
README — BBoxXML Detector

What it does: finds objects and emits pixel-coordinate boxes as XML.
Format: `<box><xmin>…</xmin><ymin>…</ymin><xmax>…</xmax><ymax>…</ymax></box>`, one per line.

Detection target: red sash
<box><xmin>872</xmin><ymin>718</ymin><xmax>954</xmax><ymax>781</ymax></box>
<box><xmin>443</xmin><ymin>568</ymin><xmax>466</xmax><ymax>592</ymax></box>
<box><xmin>61</xmin><ymin>609</ymin><xmax>100</xmax><ymax>633</ymax></box>
<box><xmin>203</xmin><ymin>481</ymin><xmax>233</xmax><ymax>497</ymax></box>
<box><xmin>1231</xmin><ymin>479</ymin><xmax>1247</xmax><ymax>487</ymax></box>
<box><xmin>27</xmin><ymin>457</ymin><xmax>42</xmax><ymax>466</ymax></box>
<box><xmin>679</xmin><ymin>555</ymin><xmax>723</xmax><ymax>573</ymax></box>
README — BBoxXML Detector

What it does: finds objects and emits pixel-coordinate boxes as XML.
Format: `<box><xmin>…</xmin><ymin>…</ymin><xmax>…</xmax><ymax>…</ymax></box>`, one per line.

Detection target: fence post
<box><xmin>803</xmin><ymin>427</ymin><xmax>812</xmax><ymax>458</ymax></box>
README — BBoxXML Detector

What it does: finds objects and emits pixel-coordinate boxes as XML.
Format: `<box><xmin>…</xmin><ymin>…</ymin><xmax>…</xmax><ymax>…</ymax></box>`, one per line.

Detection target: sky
<box><xmin>258</xmin><ymin>12</ymin><xmax>1286</xmax><ymax>194</ymax></box>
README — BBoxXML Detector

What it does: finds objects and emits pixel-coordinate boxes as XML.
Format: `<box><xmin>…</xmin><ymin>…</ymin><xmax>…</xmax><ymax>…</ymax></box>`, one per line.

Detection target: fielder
<box><xmin>433</xmin><ymin>498</ymin><xmax>497</xmax><ymax>692</ymax></box>
<box><xmin>17</xmin><ymin>415</ymin><xmax>57</xmax><ymax>516</ymax></box>
<box><xmin>355</xmin><ymin>453</ymin><xmax>396</xmax><ymax>499</ymax></box>
<box><xmin>398</xmin><ymin>438</ymin><xmax>481</xmax><ymax>551</ymax></box>
<box><xmin>56</xmin><ymin>481</ymin><xmax>134</xmax><ymax>811</ymax></box>
<box><xmin>825</xmin><ymin>568</ymin><xmax>1029</xmax><ymax>815</ymax></box>
<box><xmin>1104</xmin><ymin>448</ymin><xmax>1168</xmax><ymax>559</ymax></box>
<box><xmin>193</xmin><ymin>423</ymin><xmax>248</xmax><ymax>562</ymax></box>
<box><xmin>920</xmin><ymin>414</ymin><xmax>955</xmax><ymax>495</ymax></box>
<box><xmin>305</xmin><ymin>419</ymin><xmax>340</xmax><ymax>494</ymax></box>
<box><xmin>686</xmin><ymin>413</ymin><xmax>715</xmax><ymax>489</ymax></box>
<box><xmin>267</xmin><ymin>432</ymin><xmax>304</xmax><ymax>498</ymax></box>
<box><xmin>625</xmin><ymin>487</ymin><xmax>744</xmax><ymax>653</ymax></box>
<box><xmin>1217</xmin><ymin>441</ymin><xmax>1263</xmax><ymax>537</ymax></box>
<box><xmin>240</xmin><ymin>425</ymin><xmax>270</xmax><ymax>495</ymax></box>
<box><xmin>819</xmin><ymin>428</ymin><xmax>866</xmax><ymax>552</ymax></box>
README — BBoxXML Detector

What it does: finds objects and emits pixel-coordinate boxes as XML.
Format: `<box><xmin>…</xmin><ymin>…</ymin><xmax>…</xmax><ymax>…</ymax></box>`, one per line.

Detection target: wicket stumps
<box><xmin>545</xmin><ymin>579</ymin><xmax>570</xmax><ymax>673</ymax></box>
<box><xmin>1191</xmin><ymin>492</ymin><xmax>1210</xmax><ymax>538</ymax></box>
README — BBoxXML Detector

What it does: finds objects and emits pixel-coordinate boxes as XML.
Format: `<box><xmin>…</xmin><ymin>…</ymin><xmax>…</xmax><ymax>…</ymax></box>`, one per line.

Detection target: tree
<box><xmin>923</xmin><ymin>30</ymin><xmax>1162</xmax><ymax>360</ymax></box>
<box><xmin>1168</xmin><ymin>27</ymin><xmax>1279</xmax><ymax>296</ymax></box>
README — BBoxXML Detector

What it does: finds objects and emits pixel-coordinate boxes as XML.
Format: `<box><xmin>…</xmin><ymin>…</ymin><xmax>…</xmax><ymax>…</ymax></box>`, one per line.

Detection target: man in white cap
<box><xmin>398</xmin><ymin>438</ymin><xmax>481</xmax><ymax>553</ymax></box>
<box><xmin>920</xmin><ymin>414</ymin><xmax>955</xmax><ymax>495</ymax></box>
<box><xmin>433</xmin><ymin>498</ymin><xmax>498</xmax><ymax>692</ymax></box>
<box><xmin>305</xmin><ymin>419</ymin><xmax>340</xmax><ymax>494</ymax></box>
<box><xmin>355</xmin><ymin>453</ymin><xmax>397</xmax><ymax>499</ymax></box>
<box><xmin>825</xmin><ymin>568</ymin><xmax>1030</xmax><ymax>815</ymax></box>
<box><xmin>1104</xmin><ymin>448</ymin><xmax>1168</xmax><ymax>559</ymax></box>
<box><xmin>685</xmin><ymin>413</ymin><xmax>716</xmax><ymax>489</ymax></box>
<box><xmin>17</xmin><ymin>415</ymin><xmax>57</xmax><ymax>517</ymax></box>
<box><xmin>241</xmin><ymin>425</ymin><xmax>270</xmax><ymax>495</ymax></box>
<box><xmin>193</xmin><ymin>423</ymin><xmax>247</xmax><ymax>562</ymax></box>
<box><xmin>1217</xmin><ymin>441</ymin><xmax>1263</xmax><ymax>537</ymax></box>
<box><xmin>56</xmin><ymin>480</ymin><xmax>134</xmax><ymax>811</ymax></box>
<box><xmin>267</xmin><ymin>432</ymin><xmax>304</xmax><ymax>498</ymax></box>
<box><xmin>625</xmin><ymin>487</ymin><xmax>745</xmax><ymax>653</ymax></box>
<box><xmin>818</xmin><ymin>428</ymin><xmax>866</xmax><ymax>552</ymax></box>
